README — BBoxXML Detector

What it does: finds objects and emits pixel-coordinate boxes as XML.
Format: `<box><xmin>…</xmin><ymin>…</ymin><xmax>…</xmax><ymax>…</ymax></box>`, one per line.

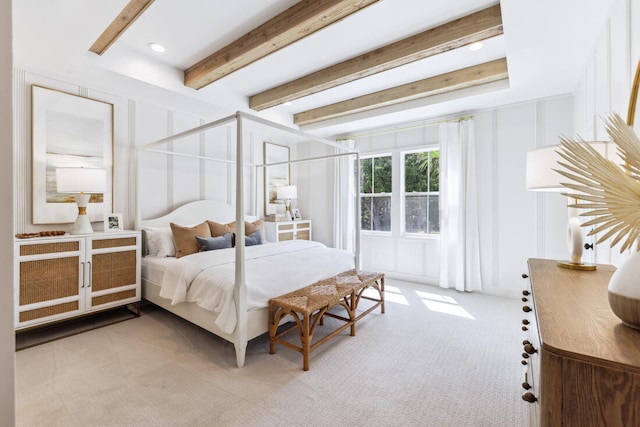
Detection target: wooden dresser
<box><xmin>523</xmin><ymin>258</ymin><xmax>640</xmax><ymax>426</ymax></box>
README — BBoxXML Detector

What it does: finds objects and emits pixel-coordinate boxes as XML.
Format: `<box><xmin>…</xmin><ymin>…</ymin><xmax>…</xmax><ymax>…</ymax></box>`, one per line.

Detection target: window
<box><xmin>404</xmin><ymin>150</ymin><xmax>439</xmax><ymax>234</ymax></box>
<box><xmin>359</xmin><ymin>155</ymin><xmax>391</xmax><ymax>232</ymax></box>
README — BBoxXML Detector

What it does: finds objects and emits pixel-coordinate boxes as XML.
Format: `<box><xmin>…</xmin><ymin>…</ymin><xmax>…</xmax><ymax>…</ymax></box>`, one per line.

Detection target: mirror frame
<box><xmin>263</xmin><ymin>141</ymin><xmax>290</xmax><ymax>216</ymax></box>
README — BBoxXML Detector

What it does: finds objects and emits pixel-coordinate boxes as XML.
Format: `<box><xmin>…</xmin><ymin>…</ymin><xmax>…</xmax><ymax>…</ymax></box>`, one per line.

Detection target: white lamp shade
<box><xmin>56</xmin><ymin>168</ymin><xmax>106</xmax><ymax>193</ymax></box>
<box><xmin>525</xmin><ymin>141</ymin><xmax>615</xmax><ymax>191</ymax></box>
<box><xmin>277</xmin><ymin>185</ymin><xmax>297</xmax><ymax>200</ymax></box>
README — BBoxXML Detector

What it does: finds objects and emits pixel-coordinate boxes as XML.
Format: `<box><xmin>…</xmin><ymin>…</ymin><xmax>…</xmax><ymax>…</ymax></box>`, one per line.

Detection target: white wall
<box><xmin>1</xmin><ymin>0</ymin><xmax>14</xmax><ymax>424</ymax></box>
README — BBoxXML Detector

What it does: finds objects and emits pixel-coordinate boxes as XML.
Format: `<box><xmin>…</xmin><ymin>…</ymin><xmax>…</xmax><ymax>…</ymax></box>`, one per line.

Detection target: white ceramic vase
<box><xmin>608</xmin><ymin>250</ymin><xmax>640</xmax><ymax>329</ymax></box>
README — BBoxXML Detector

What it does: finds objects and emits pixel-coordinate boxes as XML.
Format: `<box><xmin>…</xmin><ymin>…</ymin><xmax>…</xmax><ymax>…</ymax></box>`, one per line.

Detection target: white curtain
<box><xmin>439</xmin><ymin>120</ymin><xmax>482</xmax><ymax>292</ymax></box>
<box><xmin>333</xmin><ymin>140</ymin><xmax>356</xmax><ymax>253</ymax></box>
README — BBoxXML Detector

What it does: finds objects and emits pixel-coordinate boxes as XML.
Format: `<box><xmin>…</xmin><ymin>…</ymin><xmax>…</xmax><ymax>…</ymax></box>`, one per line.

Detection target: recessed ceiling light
<box><xmin>469</xmin><ymin>42</ymin><xmax>483</xmax><ymax>52</ymax></box>
<box><xmin>147</xmin><ymin>42</ymin><xmax>166</xmax><ymax>53</ymax></box>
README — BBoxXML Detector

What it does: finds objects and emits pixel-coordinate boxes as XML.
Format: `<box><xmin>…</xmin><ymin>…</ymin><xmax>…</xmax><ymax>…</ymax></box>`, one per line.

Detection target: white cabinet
<box><xmin>14</xmin><ymin>231</ymin><xmax>141</xmax><ymax>330</ymax></box>
<box><xmin>264</xmin><ymin>220</ymin><xmax>312</xmax><ymax>243</ymax></box>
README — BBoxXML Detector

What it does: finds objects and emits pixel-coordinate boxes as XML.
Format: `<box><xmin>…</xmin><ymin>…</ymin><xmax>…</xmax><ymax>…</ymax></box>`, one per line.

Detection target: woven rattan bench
<box><xmin>268</xmin><ymin>269</ymin><xmax>384</xmax><ymax>370</ymax></box>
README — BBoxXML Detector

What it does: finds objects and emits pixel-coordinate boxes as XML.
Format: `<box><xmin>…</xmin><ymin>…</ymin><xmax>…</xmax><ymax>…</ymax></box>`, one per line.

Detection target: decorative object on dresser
<box><xmin>291</xmin><ymin>208</ymin><xmax>301</xmax><ymax>221</ymax></box>
<box><xmin>264</xmin><ymin>219</ymin><xmax>311</xmax><ymax>242</ymax></box>
<box><xmin>523</xmin><ymin>258</ymin><xmax>640</xmax><ymax>427</ymax></box>
<box><xmin>104</xmin><ymin>213</ymin><xmax>123</xmax><ymax>232</ymax></box>
<box><xmin>56</xmin><ymin>167</ymin><xmax>106</xmax><ymax>234</ymax></box>
<box><xmin>13</xmin><ymin>231</ymin><xmax>141</xmax><ymax>332</ymax></box>
<box><xmin>551</xmin><ymin>60</ymin><xmax>640</xmax><ymax>328</ymax></box>
<box><xmin>277</xmin><ymin>185</ymin><xmax>297</xmax><ymax>221</ymax></box>
<box><xmin>554</xmin><ymin>115</ymin><xmax>640</xmax><ymax>328</ymax></box>
<box><xmin>525</xmin><ymin>142</ymin><xmax>614</xmax><ymax>271</ymax></box>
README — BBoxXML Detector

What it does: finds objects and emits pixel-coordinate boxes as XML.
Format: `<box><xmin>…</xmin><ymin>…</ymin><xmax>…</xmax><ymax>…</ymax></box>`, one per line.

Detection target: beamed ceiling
<box><xmin>13</xmin><ymin>0</ymin><xmax>615</xmax><ymax>137</ymax></box>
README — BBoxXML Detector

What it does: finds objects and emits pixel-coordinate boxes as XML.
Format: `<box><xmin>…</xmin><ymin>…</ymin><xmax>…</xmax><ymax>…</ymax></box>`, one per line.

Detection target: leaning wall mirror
<box><xmin>263</xmin><ymin>141</ymin><xmax>290</xmax><ymax>216</ymax></box>
<box><xmin>32</xmin><ymin>85</ymin><xmax>113</xmax><ymax>224</ymax></box>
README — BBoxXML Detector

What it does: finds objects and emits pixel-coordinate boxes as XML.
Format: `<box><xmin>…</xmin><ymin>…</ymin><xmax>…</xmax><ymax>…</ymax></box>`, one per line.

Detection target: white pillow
<box><xmin>144</xmin><ymin>227</ymin><xmax>176</xmax><ymax>257</ymax></box>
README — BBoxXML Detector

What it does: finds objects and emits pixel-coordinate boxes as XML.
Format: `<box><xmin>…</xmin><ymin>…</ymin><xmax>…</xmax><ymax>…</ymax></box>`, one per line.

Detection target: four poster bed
<box><xmin>135</xmin><ymin>112</ymin><xmax>360</xmax><ymax>368</ymax></box>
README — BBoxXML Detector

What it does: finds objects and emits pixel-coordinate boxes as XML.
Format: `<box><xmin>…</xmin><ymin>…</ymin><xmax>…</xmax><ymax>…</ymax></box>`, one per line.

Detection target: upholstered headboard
<box><xmin>140</xmin><ymin>200</ymin><xmax>255</xmax><ymax>228</ymax></box>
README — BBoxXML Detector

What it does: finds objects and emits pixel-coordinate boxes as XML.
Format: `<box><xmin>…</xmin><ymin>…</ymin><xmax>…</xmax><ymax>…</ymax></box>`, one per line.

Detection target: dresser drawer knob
<box><xmin>522</xmin><ymin>273</ymin><xmax>529</xmax><ymax>279</ymax></box>
<box><xmin>522</xmin><ymin>352</ymin><xmax>529</xmax><ymax>359</ymax></box>
<box><xmin>522</xmin><ymin>305</ymin><xmax>532</xmax><ymax>312</ymax></box>
<box><xmin>522</xmin><ymin>290</ymin><xmax>530</xmax><ymax>296</ymax></box>
<box><xmin>522</xmin><ymin>297</ymin><xmax>528</xmax><ymax>302</ymax></box>
<box><xmin>522</xmin><ymin>319</ymin><xmax>530</xmax><ymax>325</ymax></box>
<box><xmin>522</xmin><ymin>326</ymin><xmax>528</xmax><ymax>331</ymax></box>
<box><xmin>521</xmin><ymin>360</ymin><xmax>528</xmax><ymax>365</ymax></box>
<box><xmin>522</xmin><ymin>392</ymin><xmax>537</xmax><ymax>403</ymax></box>
<box><xmin>523</xmin><ymin>340</ymin><xmax>531</xmax><ymax>345</ymax></box>
<box><xmin>522</xmin><ymin>381</ymin><xmax>531</xmax><ymax>390</ymax></box>
<box><xmin>524</xmin><ymin>343</ymin><xmax>537</xmax><ymax>355</ymax></box>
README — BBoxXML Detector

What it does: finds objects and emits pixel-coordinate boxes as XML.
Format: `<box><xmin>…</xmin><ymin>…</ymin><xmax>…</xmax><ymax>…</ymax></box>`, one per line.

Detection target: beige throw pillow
<box><xmin>226</xmin><ymin>219</ymin><xmax>263</xmax><ymax>235</ymax></box>
<box><xmin>170</xmin><ymin>221</ymin><xmax>211</xmax><ymax>258</ymax></box>
<box><xmin>207</xmin><ymin>220</ymin><xmax>233</xmax><ymax>237</ymax></box>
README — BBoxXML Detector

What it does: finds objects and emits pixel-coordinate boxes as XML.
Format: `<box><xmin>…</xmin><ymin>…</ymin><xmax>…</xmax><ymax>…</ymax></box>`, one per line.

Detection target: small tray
<box><xmin>16</xmin><ymin>231</ymin><xmax>66</xmax><ymax>239</ymax></box>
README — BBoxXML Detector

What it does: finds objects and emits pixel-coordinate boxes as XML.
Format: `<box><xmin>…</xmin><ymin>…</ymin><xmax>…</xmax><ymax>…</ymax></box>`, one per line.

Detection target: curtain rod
<box><xmin>337</xmin><ymin>115</ymin><xmax>474</xmax><ymax>141</ymax></box>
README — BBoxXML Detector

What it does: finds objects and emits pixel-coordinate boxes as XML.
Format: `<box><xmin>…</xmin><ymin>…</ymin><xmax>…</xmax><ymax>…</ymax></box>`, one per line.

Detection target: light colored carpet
<box><xmin>15</xmin><ymin>279</ymin><xmax>529</xmax><ymax>427</ymax></box>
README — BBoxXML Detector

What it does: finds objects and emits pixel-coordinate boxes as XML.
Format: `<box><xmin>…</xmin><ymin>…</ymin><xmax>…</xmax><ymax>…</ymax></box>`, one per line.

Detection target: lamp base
<box><xmin>556</xmin><ymin>260</ymin><xmax>597</xmax><ymax>271</ymax></box>
<box><xmin>69</xmin><ymin>193</ymin><xmax>95</xmax><ymax>235</ymax></box>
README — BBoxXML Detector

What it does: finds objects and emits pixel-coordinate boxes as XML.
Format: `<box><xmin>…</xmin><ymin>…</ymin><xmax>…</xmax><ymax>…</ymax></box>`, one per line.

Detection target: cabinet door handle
<box><xmin>522</xmin><ymin>392</ymin><xmax>537</xmax><ymax>403</ymax></box>
<box><xmin>80</xmin><ymin>261</ymin><xmax>85</xmax><ymax>288</ymax></box>
<box><xmin>87</xmin><ymin>261</ymin><xmax>92</xmax><ymax>288</ymax></box>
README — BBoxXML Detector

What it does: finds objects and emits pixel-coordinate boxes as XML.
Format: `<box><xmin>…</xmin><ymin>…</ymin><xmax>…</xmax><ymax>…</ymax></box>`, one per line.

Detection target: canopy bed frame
<box><xmin>135</xmin><ymin>111</ymin><xmax>360</xmax><ymax>367</ymax></box>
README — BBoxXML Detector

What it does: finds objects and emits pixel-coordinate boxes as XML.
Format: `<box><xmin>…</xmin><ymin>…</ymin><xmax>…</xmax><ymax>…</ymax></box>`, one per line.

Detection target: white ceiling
<box><xmin>12</xmin><ymin>0</ymin><xmax>615</xmax><ymax>138</ymax></box>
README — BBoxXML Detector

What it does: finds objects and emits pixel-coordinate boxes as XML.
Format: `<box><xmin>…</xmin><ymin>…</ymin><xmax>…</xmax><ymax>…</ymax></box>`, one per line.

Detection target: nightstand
<box><xmin>264</xmin><ymin>220</ymin><xmax>312</xmax><ymax>242</ymax></box>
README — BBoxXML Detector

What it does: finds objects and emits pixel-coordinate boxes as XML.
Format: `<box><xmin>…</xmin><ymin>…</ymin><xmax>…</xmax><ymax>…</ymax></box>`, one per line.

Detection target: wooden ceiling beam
<box><xmin>184</xmin><ymin>0</ymin><xmax>380</xmax><ymax>90</ymax></box>
<box><xmin>251</xmin><ymin>4</ymin><xmax>503</xmax><ymax>111</ymax></box>
<box><xmin>89</xmin><ymin>0</ymin><xmax>155</xmax><ymax>55</ymax></box>
<box><xmin>293</xmin><ymin>58</ymin><xmax>508</xmax><ymax>126</ymax></box>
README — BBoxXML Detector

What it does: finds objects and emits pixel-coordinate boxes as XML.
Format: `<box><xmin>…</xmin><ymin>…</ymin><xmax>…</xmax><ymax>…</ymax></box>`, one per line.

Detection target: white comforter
<box><xmin>158</xmin><ymin>240</ymin><xmax>355</xmax><ymax>333</ymax></box>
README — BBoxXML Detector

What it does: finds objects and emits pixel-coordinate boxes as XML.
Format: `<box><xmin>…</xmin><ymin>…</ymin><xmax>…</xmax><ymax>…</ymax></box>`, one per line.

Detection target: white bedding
<box><xmin>155</xmin><ymin>240</ymin><xmax>355</xmax><ymax>333</ymax></box>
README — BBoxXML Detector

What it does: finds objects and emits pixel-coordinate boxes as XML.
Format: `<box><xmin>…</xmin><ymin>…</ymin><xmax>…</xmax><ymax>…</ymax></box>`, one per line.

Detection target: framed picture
<box><xmin>264</xmin><ymin>141</ymin><xmax>290</xmax><ymax>215</ymax></box>
<box><xmin>32</xmin><ymin>85</ymin><xmax>113</xmax><ymax>224</ymax></box>
<box><xmin>104</xmin><ymin>213</ymin><xmax>123</xmax><ymax>232</ymax></box>
<box><xmin>291</xmin><ymin>208</ymin><xmax>302</xmax><ymax>221</ymax></box>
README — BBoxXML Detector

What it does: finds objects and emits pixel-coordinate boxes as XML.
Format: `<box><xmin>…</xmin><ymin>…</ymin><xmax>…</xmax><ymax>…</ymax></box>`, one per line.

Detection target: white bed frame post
<box><xmin>233</xmin><ymin>112</ymin><xmax>248</xmax><ymax>368</ymax></box>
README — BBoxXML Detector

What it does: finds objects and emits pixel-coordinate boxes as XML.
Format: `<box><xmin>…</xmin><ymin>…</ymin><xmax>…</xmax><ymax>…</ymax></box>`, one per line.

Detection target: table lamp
<box><xmin>277</xmin><ymin>185</ymin><xmax>297</xmax><ymax>221</ymax></box>
<box><xmin>56</xmin><ymin>167</ymin><xmax>106</xmax><ymax>234</ymax></box>
<box><xmin>526</xmin><ymin>142</ymin><xmax>613</xmax><ymax>270</ymax></box>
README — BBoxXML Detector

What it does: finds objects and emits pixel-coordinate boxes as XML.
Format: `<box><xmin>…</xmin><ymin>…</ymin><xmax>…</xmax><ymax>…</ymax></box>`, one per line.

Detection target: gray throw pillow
<box><xmin>244</xmin><ymin>231</ymin><xmax>262</xmax><ymax>247</ymax></box>
<box><xmin>196</xmin><ymin>233</ymin><xmax>233</xmax><ymax>251</ymax></box>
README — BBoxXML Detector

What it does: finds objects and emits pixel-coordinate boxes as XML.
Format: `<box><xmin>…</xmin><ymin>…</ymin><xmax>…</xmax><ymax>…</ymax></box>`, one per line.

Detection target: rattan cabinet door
<box><xmin>14</xmin><ymin>237</ymin><xmax>85</xmax><ymax>329</ymax></box>
<box><xmin>86</xmin><ymin>233</ymin><xmax>140</xmax><ymax>311</ymax></box>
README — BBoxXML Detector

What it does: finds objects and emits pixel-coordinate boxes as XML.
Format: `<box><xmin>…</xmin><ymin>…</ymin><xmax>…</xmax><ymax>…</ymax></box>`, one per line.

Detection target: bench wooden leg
<box><xmin>301</xmin><ymin>312</ymin><xmax>311</xmax><ymax>371</ymax></box>
<box><xmin>349</xmin><ymin>290</ymin><xmax>356</xmax><ymax>336</ymax></box>
<box><xmin>269</xmin><ymin>302</ymin><xmax>276</xmax><ymax>354</ymax></box>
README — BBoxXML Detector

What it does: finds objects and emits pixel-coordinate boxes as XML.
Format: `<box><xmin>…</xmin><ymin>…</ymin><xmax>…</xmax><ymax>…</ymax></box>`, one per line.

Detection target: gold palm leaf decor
<box><xmin>555</xmin><ymin>112</ymin><xmax>640</xmax><ymax>329</ymax></box>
